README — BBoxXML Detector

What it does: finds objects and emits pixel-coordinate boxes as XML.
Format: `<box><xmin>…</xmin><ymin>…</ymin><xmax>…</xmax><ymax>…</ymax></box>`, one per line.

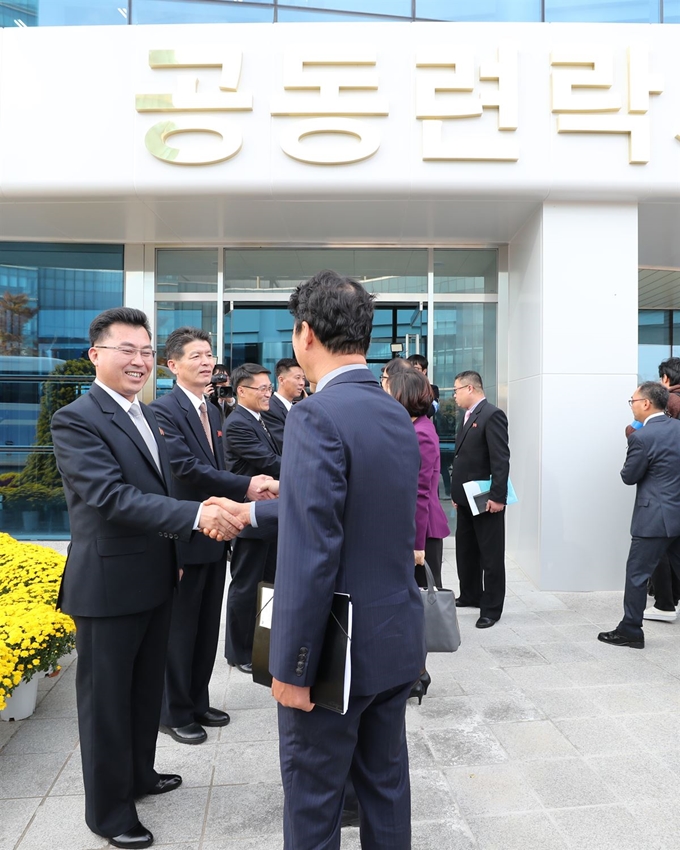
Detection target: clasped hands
<box><xmin>198</xmin><ymin>476</ymin><xmax>280</xmax><ymax>541</ymax></box>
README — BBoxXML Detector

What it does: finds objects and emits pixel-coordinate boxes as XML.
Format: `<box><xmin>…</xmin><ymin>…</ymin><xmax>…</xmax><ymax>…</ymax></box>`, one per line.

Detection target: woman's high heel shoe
<box><xmin>408</xmin><ymin>680</ymin><xmax>425</xmax><ymax>705</ymax></box>
<box><xmin>420</xmin><ymin>670</ymin><xmax>431</xmax><ymax>696</ymax></box>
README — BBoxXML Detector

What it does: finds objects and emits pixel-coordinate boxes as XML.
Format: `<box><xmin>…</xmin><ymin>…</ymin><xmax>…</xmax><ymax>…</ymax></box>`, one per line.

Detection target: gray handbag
<box><xmin>420</xmin><ymin>561</ymin><xmax>461</xmax><ymax>652</ymax></box>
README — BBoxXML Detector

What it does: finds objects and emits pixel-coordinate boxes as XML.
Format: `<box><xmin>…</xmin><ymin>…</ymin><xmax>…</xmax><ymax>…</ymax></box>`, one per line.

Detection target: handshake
<box><xmin>197</xmin><ymin>475</ymin><xmax>279</xmax><ymax>542</ymax></box>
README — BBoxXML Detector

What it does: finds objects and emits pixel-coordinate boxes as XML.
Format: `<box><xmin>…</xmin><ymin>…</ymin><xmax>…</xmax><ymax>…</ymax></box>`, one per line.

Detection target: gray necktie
<box><xmin>128</xmin><ymin>404</ymin><xmax>161</xmax><ymax>472</ymax></box>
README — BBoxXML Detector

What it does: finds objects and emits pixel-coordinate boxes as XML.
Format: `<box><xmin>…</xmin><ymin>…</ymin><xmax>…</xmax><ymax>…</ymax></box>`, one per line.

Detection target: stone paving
<box><xmin>3</xmin><ymin>538</ymin><xmax>680</xmax><ymax>850</ymax></box>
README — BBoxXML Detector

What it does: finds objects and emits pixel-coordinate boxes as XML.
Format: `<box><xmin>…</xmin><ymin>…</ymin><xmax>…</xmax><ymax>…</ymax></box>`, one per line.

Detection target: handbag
<box><xmin>420</xmin><ymin>561</ymin><xmax>461</xmax><ymax>652</ymax></box>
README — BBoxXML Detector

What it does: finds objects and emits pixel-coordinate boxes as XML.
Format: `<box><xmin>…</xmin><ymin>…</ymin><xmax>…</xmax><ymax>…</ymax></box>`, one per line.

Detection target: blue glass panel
<box><xmin>132</xmin><ymin>0</ymin><xmax>274</xmax><ymax>23</ymax></box>
<box><xmin>0</xmin><ymin>2</ymin><xmax>36</xmax><ymax>27</ymax></box>
<box><xmin>277</xmin><ymin>7</ymin><xmax>404</xmax><ymax>20</ymax></box>
<box><xmin>416</xmin><ymin>0</ymin><xmax>540</xmax><ymax>20</ymax></box>
<box><xmin>663</xmin><ymin>0</ymin><xmax>680</xmax><ymax>19</ymax></box>
<box><xmin>545</xmin><ymin>0</ymin><xmax>659</xmax><ymax>22</ymax></box>
<box><xmin>38</xmin><ymin>0</ymin><xmax>127</xmax><ymax>25</ymax></box>
<box><xmin>282</xmin><ymin>0</ymin><xmax>411</xmax><ymax>14</ymax></box>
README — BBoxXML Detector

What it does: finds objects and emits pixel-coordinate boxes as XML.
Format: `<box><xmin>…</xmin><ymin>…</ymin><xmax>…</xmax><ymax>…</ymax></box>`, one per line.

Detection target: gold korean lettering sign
<box><xmin>416</xmin><ymin>44</ymin><xmax>519</xmax><ymax>161</ymax></box>
<box><xmin>136</xmin><ymin>47</ymin><xmax>253</xmax><ymax>165</ymax></box>
<box><xmin>270</xmin><ymin>47</ymin><xmax>389</xmax><ymax>165</ymax></box>
<box><xmin>551</xmin><ymin>45</ymin><xmax>663</xmax><ymax>164</ymax></box>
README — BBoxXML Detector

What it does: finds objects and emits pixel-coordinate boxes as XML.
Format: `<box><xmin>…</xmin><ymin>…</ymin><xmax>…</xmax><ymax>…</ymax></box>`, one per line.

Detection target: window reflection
<box><xmin>434</xmin><ymin>250</ymin><xmax>497</xmax><ymax>294</ymax></box>
<box><xmin>157</xmin><ymin>249</ymin><xmax>218</xmax><ymax>294</ymax></box>
<box><xmin>416</xmin><ymin>0</ymin><xmax>540</xmax><ymax>20</ymax></box>
<box><xmin>132</xmin><ymin>0</ymin><xmax>273</xmax><ymax>23</ymax></box>
<box><xmin>545</xmin><ymin>0</ymin><xmax>659</xmax><ymax>22</ymax></box>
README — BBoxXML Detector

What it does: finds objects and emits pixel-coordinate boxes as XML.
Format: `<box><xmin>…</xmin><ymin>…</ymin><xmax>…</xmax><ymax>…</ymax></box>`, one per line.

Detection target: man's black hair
<box><xmin>231</xmin><ymin>363</ymin><xmax>271</xmax><ymax>391</ymax></box>
<box><xmin>638</xmin><ymin>381</ymin><xmax>669</xmax><ymax>410</ymax></box>
<box><xmin>89</xmin><ymin>307</ymin><xmax>151</xmax><ymax>346</ymax></box>
<box><xmin>659</xmin><ymin>357</ymin><xmax>680</xmax><ymax>387</ymax></box>
<box><xmin>165</xmin><ymin>326</ymin><xmax>212</xmax><ymax>361</ymax></box>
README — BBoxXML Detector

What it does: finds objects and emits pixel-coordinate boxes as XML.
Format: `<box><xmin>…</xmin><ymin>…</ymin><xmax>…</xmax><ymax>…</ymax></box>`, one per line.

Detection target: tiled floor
<box><xmin>3</xmin><ymin>539</ymin><xmax>680</xmax><ymax>850</ymax></box>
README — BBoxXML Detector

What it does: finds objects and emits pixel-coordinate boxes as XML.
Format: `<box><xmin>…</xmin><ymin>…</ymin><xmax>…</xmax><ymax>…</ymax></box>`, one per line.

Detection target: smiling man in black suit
<box><xmin>450</xmin><ymin>370</ymin><xmax>510</xmax><ymax>629</ymax></box>
<box><xmin>263</xmin><ymin>357</ymin><xmax>306</xmax><ymax>451</ymax></box>
<box><xmin>149</xmin><ymin>327</ymin><xmax>275</xmax><ymax>746</ymax></box>
<box><xmin>51</xmin><ymin>308</ymin><xmax>246</xmax><ymax>850</ymax></box>
<box><xmin>223</xmin><ymin>363</ymin><xmax>282</xmax><ymax>673</ymax></box>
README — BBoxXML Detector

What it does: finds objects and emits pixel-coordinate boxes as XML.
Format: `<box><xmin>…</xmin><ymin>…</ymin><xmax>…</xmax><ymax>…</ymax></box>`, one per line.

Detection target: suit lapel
<box><xmin>455</xmin><ymin>399</ymin><xmax>486</xmax><ymax>454</ymax></box>
<box><xmin>173</xmin><ymin>385</ymin><xmax>217</xmax><ymax>467</ymax></box>
<box><xmin>90</xmin><ymin>385</ymin><xmax>166</xmax><ymax>485</ymax></box>
<box><xmin>207</xmin><ymin>400</ymin><xmax>224</xmax><ymax>470</ymax></box>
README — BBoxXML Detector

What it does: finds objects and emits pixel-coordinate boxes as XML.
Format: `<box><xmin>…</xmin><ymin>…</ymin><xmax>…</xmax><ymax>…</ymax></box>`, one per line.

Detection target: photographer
<box><xmin>205</xmin><ymin>363</ymin><xmax>236</xmax><ymax>423</ymax></box>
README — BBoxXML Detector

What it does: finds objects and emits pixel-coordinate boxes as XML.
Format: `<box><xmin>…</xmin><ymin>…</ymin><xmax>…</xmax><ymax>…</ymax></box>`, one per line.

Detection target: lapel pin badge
<box><xmin>217</xmin><ymin>431</ymin><xmax>222</xmax><ymax>437</ymax></box>
<box><xmin>159</xmin><ymin>428</ymin><xmax>165</xmax><ymax>436</ymax></box>
<box><xmin>472</xmin><ymin>423</ymin><xmax>478</xmax><ymax>428</ymax></box>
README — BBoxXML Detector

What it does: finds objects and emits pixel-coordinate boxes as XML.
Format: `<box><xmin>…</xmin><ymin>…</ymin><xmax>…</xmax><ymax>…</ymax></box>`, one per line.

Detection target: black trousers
<box><xmin>618</xmin><ymin>536</ymin><xmax>680</xmax><ymax>638</ymax></box>
<box><xmin>278</xmin><ymin>681</ymin><xmax>413</xmax><ymax>850</ymax></box>
<box><xmin>455</xmin><ymin>504</ymin><xmax>506</xmax><ymax>621</ymax></box>
<box><xmin>650</xmin><ymin>552</ymin><xmax>680</xmax><ymax>611</ymax></box>
<box><xmin>73</xmin><ymin>600</ymin><xmax>172</xmax><ymax>837</ymax></box>
<box><xmin>415</xmin><ymin>537</ymin><xmax>444</xmax><ymax>589</ymax></box>
<box><xmin>161</xmin><ymin>557</ymin><xmax>227</xmax><ymax>727</ymax></box>
<box><xmin>224</xmin><ymin>537</ymin><xmax>277</xmax><ymax>665</ymax></box>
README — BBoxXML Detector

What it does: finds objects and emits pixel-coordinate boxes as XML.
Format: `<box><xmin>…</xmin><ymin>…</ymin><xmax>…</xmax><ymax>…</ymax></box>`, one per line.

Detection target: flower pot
<box><xmin>0</xmin><ymin>676</ymin><xmax>39</xmax><ymax>721</ymax></box>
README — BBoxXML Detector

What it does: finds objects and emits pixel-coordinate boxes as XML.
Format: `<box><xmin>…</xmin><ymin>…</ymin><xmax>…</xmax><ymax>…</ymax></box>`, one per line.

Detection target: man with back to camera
<box><xmin>262</xmin><ymin>357</ymin><xmax>306</xmax><ymax>451</ymax></box>
<box><xmin>223</xmin><ymin>364</ymin><xmax>282</xmax><ymax>673</ymax></box>
<box><xmin>50</xmin><ymin>307</ymin><xmax>246</xmax><ymax>850</ymax></box>
<box><xmin>149</xmin><ymin>327</ymin><xmax>276</xmax><ymax>745</ymax></box>
<box><xmin>450</xmin><ymin>370</ymin><xmax>510</xmax><ymax>629</ymax></box>
<box><xmin>269</xmin><ymin>269</ymin><xmax>424</xmax><ymax>850</ymax></box>
<box><xmin>599</xmin><ymin>382</ymin><xmax>680</xmax><ymax>649</ymax></box>
<box><xmin>628</xmin><ymin>357</ymin><xmax>680</xmax><ymax>622</ymax></box>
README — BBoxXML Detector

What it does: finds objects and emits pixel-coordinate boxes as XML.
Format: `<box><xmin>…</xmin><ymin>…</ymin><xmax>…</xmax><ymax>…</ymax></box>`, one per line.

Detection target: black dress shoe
<box><xmin>195</xmin><ymin>707</ymin><xmax>230</xmax><ymax>727</ymax></box>
<box><xmin>109</xmin><ymin>823</ymin><xmax>153</xmax><ymax>849</ymax></box>
<box><xmin>597</xmin><ymin>629</ymin><xmax>644</xmax><ymax>649</ymax></box>
<box><xmin>455</xmin><ymin>598</ymin><xmax>479</xmax><ymax>608</ymax></box>
<box><xmin>229</xmin><ymin>661</ymin><xmax>253</xmax><ymax>674</ymax></box>
<box><xmin>475</xmin><ymin>617</ymin><xmax>497</xmax><ymax>629</ymax></box>
<box><xmin>146</xmin><ymin>774</ymin><xmax>182</xmax><ymax>795</ymax></box>
<box><xmin>160</xmin><ymin>722</ymin><xmax>207</xmax><ymax>744</ymax></box>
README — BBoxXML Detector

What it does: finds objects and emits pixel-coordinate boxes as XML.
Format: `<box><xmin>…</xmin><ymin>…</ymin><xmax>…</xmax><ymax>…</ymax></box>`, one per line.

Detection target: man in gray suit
<box><xmin>599</xmin><ymin>381</ymin><xmax>680</xmax><ymax>649</ymax></box>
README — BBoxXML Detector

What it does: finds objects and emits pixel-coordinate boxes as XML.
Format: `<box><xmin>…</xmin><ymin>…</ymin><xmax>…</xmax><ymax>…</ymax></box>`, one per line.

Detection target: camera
<box><xmin>209</xmin><ymin>374</ymin><xmax>233</xmax><ymax>399</ymax></box>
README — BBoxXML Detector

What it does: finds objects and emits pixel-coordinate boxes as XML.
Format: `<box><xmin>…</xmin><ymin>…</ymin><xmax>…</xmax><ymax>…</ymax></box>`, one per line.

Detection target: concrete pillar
<box><xmin>507</xmin><ymin>202</ymin><xmax>638</xmax><ymax>590</ymax></box>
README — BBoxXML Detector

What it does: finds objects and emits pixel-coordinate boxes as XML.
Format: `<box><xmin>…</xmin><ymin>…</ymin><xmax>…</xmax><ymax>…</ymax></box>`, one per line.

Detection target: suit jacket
<box><xmin>450</xmin><ymin>398</ymin><xmax>510</xmax><ymax>507</ymax></box>
<box><xmin>269</xmin><ymin>369</ymin><xmax>425</xmax><ymax>696</ymax></box>
<box><xmin>51</xmin><ymin>382</ymin><xmax>199</xmax><ymax>618</ymax></box>
<box><xmin>622</xmin><ymin>415</ymin><xmax>680</xmax><ymax>538</ymax></box>
<box><xmin>224</xmin><ymin>404</ymin><xmax>282</xmax><ymax>478</ymax></box>
<box><xmin>413</xmin><ymin>415</ymin><xmax>450</xmax><ymax>549</ymax></box>
<box><xmin>262</xmin><ymin>393</ymin><xmax>288</xmax><ymax>453</ymax></box>
<box><xmin>149</xmin><ymin>385</ymin><xmax>251</xmax><ymax>565</ymax></box>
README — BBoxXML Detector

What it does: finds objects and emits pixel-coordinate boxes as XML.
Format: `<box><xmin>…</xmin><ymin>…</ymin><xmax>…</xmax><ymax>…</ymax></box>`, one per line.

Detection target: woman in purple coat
<box><xmin>387</xmin><ymin>368</ymin><xmax>451</xmax><ymax>701</ymax></box>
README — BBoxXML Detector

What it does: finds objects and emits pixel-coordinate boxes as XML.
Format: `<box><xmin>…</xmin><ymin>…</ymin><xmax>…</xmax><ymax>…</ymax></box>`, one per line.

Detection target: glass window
<box><xmin>156</xmin><ymin>301</ymin><xmax>218</xmax><ymax>395</ymax></box>
<box><xmin>37</xmin><ymin>0</ymin><xmax>126</xmax><ymax>25</ymax></box>
<box><xmin>0</xmin><ymin>1</ymin><xmax>36</xmax><ymax>26</ymax></box>
<box><xmin>0</xmin><ymin>243</ymin><xmax>123</xmax><ymax>539</ymax></box>
<box><xmin>132</xmin><ymin>1</ymin><xmax>274</xmax><ymax>24</ymax></box>
<box><xmin>283</xmin><ymin>0</ymin><xmax>411</xmax><ymax>12</ymax></box>
<box><xmin>224</xmin><ymin>305</ymin><xmax>295</xmax><ymax>377</ymax></box>
<box><xmin>277</xmin><ymin>7</ymin><xmax>404</xmax><ymax>20</ymax></box>
<box><xmin>638</xmin><ymin>310</ymin><xmax>671</xmax><ymax>381</ymax></box>
<box><xmin>416</xmin><ymin>0</ymin><xmax>540</xmax><ymax>20</ymax></box>
<box><xmin>665</xmin><ymin>0</ymin><xmax>680</xmax><ymax>21</ymax></box>
<box><xmin>434</xmin><ymin>249</ymin><xmax>497</xmax><ymax>294</ymax></box>
<box><xmin>545</xmin><ymin>0</ymin><xmax>659</xmax><ymax>22</ymax></box>
<box><xmin>224</xmin><ymin>248</ymin><xmax>427</xmax><ymax>293</ymax></box>
<box><xmin>157</xmin><ymin>249</ymin><xmax>218</xmax><ymax>294</ymax></box>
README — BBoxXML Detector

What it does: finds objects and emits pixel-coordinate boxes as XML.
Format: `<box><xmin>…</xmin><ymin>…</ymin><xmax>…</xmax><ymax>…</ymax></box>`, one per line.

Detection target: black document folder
<box><xmin>252</xmin><ymin>582</ymin><xmax>352</xmax><ymax>714</ymax></box>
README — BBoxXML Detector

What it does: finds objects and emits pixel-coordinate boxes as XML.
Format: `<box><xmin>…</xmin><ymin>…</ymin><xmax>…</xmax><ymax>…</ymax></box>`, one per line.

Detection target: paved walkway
<box><xmin>3</xmin><ymin>539</ymin><xmax>680</xmax><ymax>850</ymax></box>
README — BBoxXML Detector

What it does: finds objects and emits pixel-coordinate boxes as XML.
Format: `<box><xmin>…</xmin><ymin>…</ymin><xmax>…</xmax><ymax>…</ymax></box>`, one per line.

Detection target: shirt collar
<box><xmin>643</xmin><ymin>412</ymin><xmax>667</xmax><ymax>426</ymax></box>
<box><xmin>274</xmin><ymin>391</ymin><xmax>293</xmax><ymax>411</ymax></box>
<box><xmin>175</xmin><ymin>381</ymin><xmax>204</xmax><ymax>412</ymax></box>
<box><xmin>239</xmin><ymin>404</ymin><xmax>261</xmax><ymax>421</ymax></box>
<box><xmin>316</xmin><ymin>364</ymin><xmax>369</xmax><ymax>393</ymax></box>
<box><xmin>94</xmin><ymin>378</ymin><xmax>136</xmax><ymax>413</ymax></box>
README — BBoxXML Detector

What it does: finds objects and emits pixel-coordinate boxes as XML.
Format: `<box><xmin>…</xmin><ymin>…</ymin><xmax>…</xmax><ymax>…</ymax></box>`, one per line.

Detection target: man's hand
<box><xmin>254</xmin><ymin>478</ymin><xmax>279</xmax><ymax>497</ymax></box>
<box><xmin>198</xmin><ymin>500</ymin><xmax>248</xmax><ymax>540</ymax></box>
<box><xmin>271</xmin><ymin>677</ymin><xmax>314</xmax><ymax>712</ymax></box>
<box><xmin>204</xmin><ymin>383</ymin><xmax>215</xmax><ymax>397</ymax></box>
<box><xmin>414</xmin><ymin>549</ymin><xmax>425</xmax><ymax>566</ymax></box>
<box><xmin>247</xmin><ymin>475</ymin><xmax>278</xmax><ymax>501</ymax></box>
<box><xmin>486</xmin><ymin>500</ymin><xmax>505</xmax><ymax>514</ymax></box>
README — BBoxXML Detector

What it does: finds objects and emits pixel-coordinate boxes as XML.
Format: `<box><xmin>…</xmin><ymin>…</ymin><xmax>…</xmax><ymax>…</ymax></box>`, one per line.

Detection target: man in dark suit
<box><xmin>223</xmin><ymin>364</ymin><xmax>282</xmax><ymax>672</ymax></box>
<box><xmin>149</xmin><ymin>328</ymin><xmax>276</xmax><ymax>745</ymax></box>
<box><xmin>51</xmin><ymin>308</ymin><xmax>247</xmax><ymax>849</ymax></box>
<box><xmin>269</xmin><ymin>270</ymin><xmax>424</xmax><ymax>850</ymax></box>
<box><xmin>599</xmin><ymin>382</ymin><xmax>680</xmax><ymax>649</ymax></box>
<box><xmin>262</xmin><ymin>357</ymin><xmax>306</xmax><ymax>451</ymax></box>
<box><xmin>450</xmin><ymin>370</ymin><xmax>510</xmax><ymax>629</ymax></box>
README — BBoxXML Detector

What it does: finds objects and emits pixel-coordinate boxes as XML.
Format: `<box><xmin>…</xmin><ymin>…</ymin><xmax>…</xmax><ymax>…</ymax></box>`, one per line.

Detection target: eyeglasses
<box><xmin>628</xmin><ymin>397</ymin><xmax>646</xmax><ymax>406</ymax></box>
<box><xmin>452</xmin><ymin>385</ymin><xmax>470</xmax><ymax>395</ymax></box>
<box><xmin>94</xmin><ymin>345</ymin><xmax>156</xmax><ymax>359</ymax></box>
<box><xmin>380</xmin><ymin>374</ymin><xmax>388</xmax><ymax>383</ymax></box>
<box><xmin>241</xmin><ymin>384</ymin><xmax>274</xmax><ymax>394</ymax></box>
<box><xmin>185</xmin><ymin>352</ymin><xmax>217</xmax><ymax>364</ymax></box>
